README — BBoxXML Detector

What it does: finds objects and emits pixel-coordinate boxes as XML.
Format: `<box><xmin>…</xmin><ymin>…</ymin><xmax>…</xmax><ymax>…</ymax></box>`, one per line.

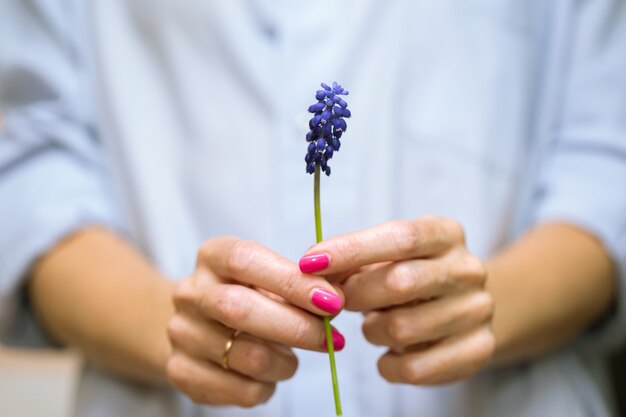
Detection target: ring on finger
<box><xmin>222</xmin><ymin>329</ymin><xmax>242</xmax><ymax>371</ymax></box>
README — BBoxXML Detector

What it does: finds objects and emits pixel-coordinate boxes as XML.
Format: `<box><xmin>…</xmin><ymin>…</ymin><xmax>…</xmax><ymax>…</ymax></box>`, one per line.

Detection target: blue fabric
<box><xmin>0</xmin><ymin>0</ymin><xmax>120</xmax><ymax>339</ymax></box>
<box><xmin>0</xmin><ymin>0</ymin><xmax>625</xmax><ymax>416</ymax></box>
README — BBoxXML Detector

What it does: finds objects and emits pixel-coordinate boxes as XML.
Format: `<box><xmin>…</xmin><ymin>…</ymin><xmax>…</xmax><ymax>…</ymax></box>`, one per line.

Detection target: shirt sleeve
<box><xmin>530</xmin><ymin>0</ymin><xmax>626</xmax><ymax>354</ymax></box>
<box><xmin>0</xmin><ymin>1</ymin><xmax>120</xmax><ymax>339</ymax></box>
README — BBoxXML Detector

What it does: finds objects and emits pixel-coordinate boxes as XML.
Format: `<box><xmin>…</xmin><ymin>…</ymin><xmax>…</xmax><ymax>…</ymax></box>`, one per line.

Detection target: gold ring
<box><xmin>222</xmin><ymin>329</ymin><xmax>242</xmax><ymax>371</ymax></box>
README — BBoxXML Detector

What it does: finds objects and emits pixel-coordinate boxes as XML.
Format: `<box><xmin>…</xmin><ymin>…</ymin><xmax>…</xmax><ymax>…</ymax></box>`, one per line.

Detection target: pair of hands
<box><xmin>165</xmin><ymin>217</ymin><xmax>495</xmax><ymax>407</ymax></box>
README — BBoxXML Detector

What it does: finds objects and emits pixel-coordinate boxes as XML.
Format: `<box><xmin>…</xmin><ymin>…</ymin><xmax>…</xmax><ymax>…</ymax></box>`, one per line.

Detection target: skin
<box><xmin>29</xmin><ymin>217</ymin><xmax>615</xmax><ymax>405</ymax></box>
<box><xmin>307</xmin><ymin>218</ymin><xmax>615</xmax><ymax>384</ymax></box>
<box><xmin>30</xmin><ymin>229</ymin><xmax>345</xmax><ymax>407</ymax></box>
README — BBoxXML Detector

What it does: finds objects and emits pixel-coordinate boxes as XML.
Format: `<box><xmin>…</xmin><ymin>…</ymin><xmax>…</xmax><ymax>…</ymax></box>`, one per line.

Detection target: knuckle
<box><xmin>198</xmin><ymin>236</ymin><xmax>237</xmax><ymax>260</ymax></box>
<box><xmin>166</xmin><ymin>315</ymin><xmax>187</xmax><ymax>345</ymax></box>
<box><xmin>463</xmin><ymin>256</ymin><xmax>488</xmax><ymax>285</ymax></box>
<box><xmin>289</xmin><ymin>320</ymin><xmax>312</xmax><ymax>347</ymax></box>
<box><xmin>172</xmin><ymin>280</ymin><xmax>196</xmax><ymax>308</ymax></box>
<box><xmin>444</xmin><ymin>218</ymin><xmax>465</xmax><ymax>243</ymax></box>
<box><xmin>473</xmin><ymin>291</ymin><xmax>494</xmax><ymax>322</ymax></box>
<box><xmin>279</xmin><ymin>269</ymin><xmax>302</xmax><ymax>301</ymax></box>
<box><xmin>385</xmin><ymin>263</ymin><xmax>416</xmax><ymax>300</ymax></box>
<box><xmin>284</xmin><ymin>354</ymin><xmax>299</xmax><ymax>379</ymax></box>
<box><xmin>399</xmin><ymin>357</ymin><xmax>423</xmax><ymax>385</ymax></box>
<box><xmin>197</xmin><ymin>237</ymin><xmax>225</xmax><ymax>266</ymax></box>
<box><xmin>389</xmin><ymin>220</ymin><xmax>420</xmax><ymax>257</ymax></box>
<box><xmin>387</xmin><ymin>314</ymin><xmax>411</xmax><ymax>346</ymax></box>
<box><xmin>377</xmin><ymin>357</ymin><xmax>393</xmax><ymax>382</ymax></box>
<box><xmin>239</xmin><ymin>383</ymin><xmax>274</xmax><ymax>408</ymax></box>
<box><xmin>226</xmin><ymin>239</ymin><xmax>256</xmax><ymax>277</ymax></box>
<box><xmin>196</xmin><ymin>240</ymin><xmax>214</xmax><ymax>264</ymax></box>
<box><xmin>362</xmin><ymin>319</ymin><xmax>380</xmax><ymax>345</ymax></box>
<box><xmin>336</xmin><ymin>236</ymin><xmax>361</xmax><ymax>268</ymax></box>
<box><xmin>165</xmin><ymin>355</ymin><xmax>186</xmax><ymax>387</ymax></box>
<box><xmin>242</xmin><ymin>343</ymin><xmax>273</xmax><ymax>378</ymax></box>
<box><xmin>476</xmin><ymin>329</ymin><xmax>496</xmax><ymax>364</ymax></box>
<box><xmin>212</xmin><ymin>286</ymin><xmax>252</xmax><ymax>326</ymax></box>
<box><xmin>463</xmin><ymin>330</ymin><xmax>496</xmax><ymax>377</ymax></box>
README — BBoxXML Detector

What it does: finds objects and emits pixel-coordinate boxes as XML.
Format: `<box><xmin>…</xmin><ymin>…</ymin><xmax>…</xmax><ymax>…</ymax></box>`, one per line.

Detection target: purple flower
<box><xmin>304</xmin><ymin>82</ymin><xmax>350</xmax><ymax>176</ymax></box>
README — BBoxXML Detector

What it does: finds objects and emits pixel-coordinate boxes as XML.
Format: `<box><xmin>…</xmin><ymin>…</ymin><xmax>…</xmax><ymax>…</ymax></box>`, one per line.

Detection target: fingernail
<box><xmin>299</xmin><ymin>252</ymin><xmax>330</xmax><ymax>273</ymax></box>
<box><xmin>323</xmin><ymin>328</ymin><xmax>346</xmax><ymax>351</ymax></box>
<box><xmin>311</xmin><ymin>288</ymin><xmax>343</xmax><ymax>315</ymax></box>
<box><xmin>333</xmin><ymin>283</ymin><xmax>348</xmax><ymax>307</ymax></box>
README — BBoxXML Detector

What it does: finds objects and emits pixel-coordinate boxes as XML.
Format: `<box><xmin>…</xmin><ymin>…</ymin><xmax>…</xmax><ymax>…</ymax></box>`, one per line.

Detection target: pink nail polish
<box><xmin>299</xmin><ymin>252</ymin><xmax>330</xmax><ymax>273</ymax></box>
<box><xmin>323</xmin><ymin>328</ymin><xmax>346</xmax><ymax>351</ymax></box>
<box><xmin>311</xmin><ymin>288</ymin><xmax>343</xmax><ymax>315</ymax></box>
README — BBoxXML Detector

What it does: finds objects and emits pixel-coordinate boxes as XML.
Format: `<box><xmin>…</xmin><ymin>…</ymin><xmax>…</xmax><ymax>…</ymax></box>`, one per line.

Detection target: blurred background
<box><xmin>1</xmin><ymin>1</ymin><xmax>625</xmax><ymax>416</ymax></box>
<box><xmin>0</xmin><ymin>347</ymin><xmax>82</xmax><ymax>417</ymax></box>
<box><xmin>0</xmin><ymin>346</ymin><xmax>625</xmax><ymax>416</ymax></box>
<box><xmin>0</xmin><ymin>33</ymin><xmax>623</xmax><ymax>417</ymax></box>
<box><xmin>612</xmin><ymin>354</ymin><xmax>626</xmax><ymax>415</ymax></box>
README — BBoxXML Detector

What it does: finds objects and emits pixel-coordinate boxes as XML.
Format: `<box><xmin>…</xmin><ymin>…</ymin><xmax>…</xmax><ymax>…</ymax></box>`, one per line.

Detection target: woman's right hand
<box><xmin>165</xmin><ymin>237</ymin><xmax>345</xmax><ymax>407</ymax></box>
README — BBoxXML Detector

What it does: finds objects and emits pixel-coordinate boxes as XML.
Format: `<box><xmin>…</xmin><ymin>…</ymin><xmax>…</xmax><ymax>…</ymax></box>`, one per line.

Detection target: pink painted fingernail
<box><xmin>323</xmin><ymin>328</ymin><xmax>346</xmax><ymax>351</ymax></box>
<box><xmin>311</xmin><ymin>288</ymin><xmax>343</xmax><ymax>315</ymax></box>
<box><xmin>334</xmin><ymin>283</ymin><xmax>348</xmax><ymax>307</ymax></box>
<box><xmin>299</xmin><ymin>252</ymin><xmax>330</xmax><ymax>273</ymax></box>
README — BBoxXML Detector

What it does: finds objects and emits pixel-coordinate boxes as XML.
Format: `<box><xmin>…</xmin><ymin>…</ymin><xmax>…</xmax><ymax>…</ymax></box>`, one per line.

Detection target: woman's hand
<box><xmin>299</xmin><ymin>217</ymin><xmax>494</xmax><ymax>385</ymax></box>
<box><xmin>166</xmin><ymin>237</ymin><xmax>345</xmax><ymax>407</ymax></box>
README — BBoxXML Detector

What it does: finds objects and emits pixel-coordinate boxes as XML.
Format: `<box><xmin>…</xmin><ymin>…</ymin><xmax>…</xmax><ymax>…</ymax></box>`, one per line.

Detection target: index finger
<box><xmin>198</xmin><ymin>237</ymin><xmax>345</xmax><ymax>316</ymax></box>
<box><xmin>299</xmin><ymin>217</ymin><xmax>463</xmax><ymax>276</ymax></box>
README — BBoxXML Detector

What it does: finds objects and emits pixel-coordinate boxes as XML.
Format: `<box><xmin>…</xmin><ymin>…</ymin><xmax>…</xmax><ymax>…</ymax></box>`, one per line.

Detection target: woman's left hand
<box><xmin>299</xmin><ymin>217</ymin><xmax>495</xmax><ymax>385</ymax></box>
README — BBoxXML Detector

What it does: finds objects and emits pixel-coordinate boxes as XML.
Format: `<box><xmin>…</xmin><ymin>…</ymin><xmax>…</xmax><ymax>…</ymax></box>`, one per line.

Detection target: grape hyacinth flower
<box><xmin>304</xmin><ymin>82</ymin><xmax>351</xmax><ymax>176</ymax></box>
<box><xmin>304</xmin><ymin>82</ymin><xmax>351</xmax><ymax>416</ymax></box>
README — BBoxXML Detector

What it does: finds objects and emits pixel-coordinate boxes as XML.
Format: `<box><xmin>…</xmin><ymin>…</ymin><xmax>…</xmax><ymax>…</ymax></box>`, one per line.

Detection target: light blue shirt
<box><xmin>1</xmin><ymin>1</ymin><xmax>626</xmax><ymax>417</ymax></box>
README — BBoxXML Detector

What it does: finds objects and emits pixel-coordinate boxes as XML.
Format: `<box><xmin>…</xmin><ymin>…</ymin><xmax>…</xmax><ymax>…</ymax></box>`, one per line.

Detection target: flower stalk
<box><xmin>314</xmin><ymin>164</ymin><xmax>342</xmax><ymax>416</ymax></box>
<box><xmin>305</xmin><ymin>81</ymin><xmax>350</xmax><ymax>416</ymax></box>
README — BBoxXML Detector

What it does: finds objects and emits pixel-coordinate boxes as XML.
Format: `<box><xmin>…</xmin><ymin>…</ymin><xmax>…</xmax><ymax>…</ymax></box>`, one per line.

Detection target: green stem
<box><xmin>314</xmin><ymin>164</ymin><xmax>323</xmax><ymax>243</ymax></box>
<box><xmin>314</xmin><ymin>164</ymin><xmax>342</xmax><ymax>416</ymax></box>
